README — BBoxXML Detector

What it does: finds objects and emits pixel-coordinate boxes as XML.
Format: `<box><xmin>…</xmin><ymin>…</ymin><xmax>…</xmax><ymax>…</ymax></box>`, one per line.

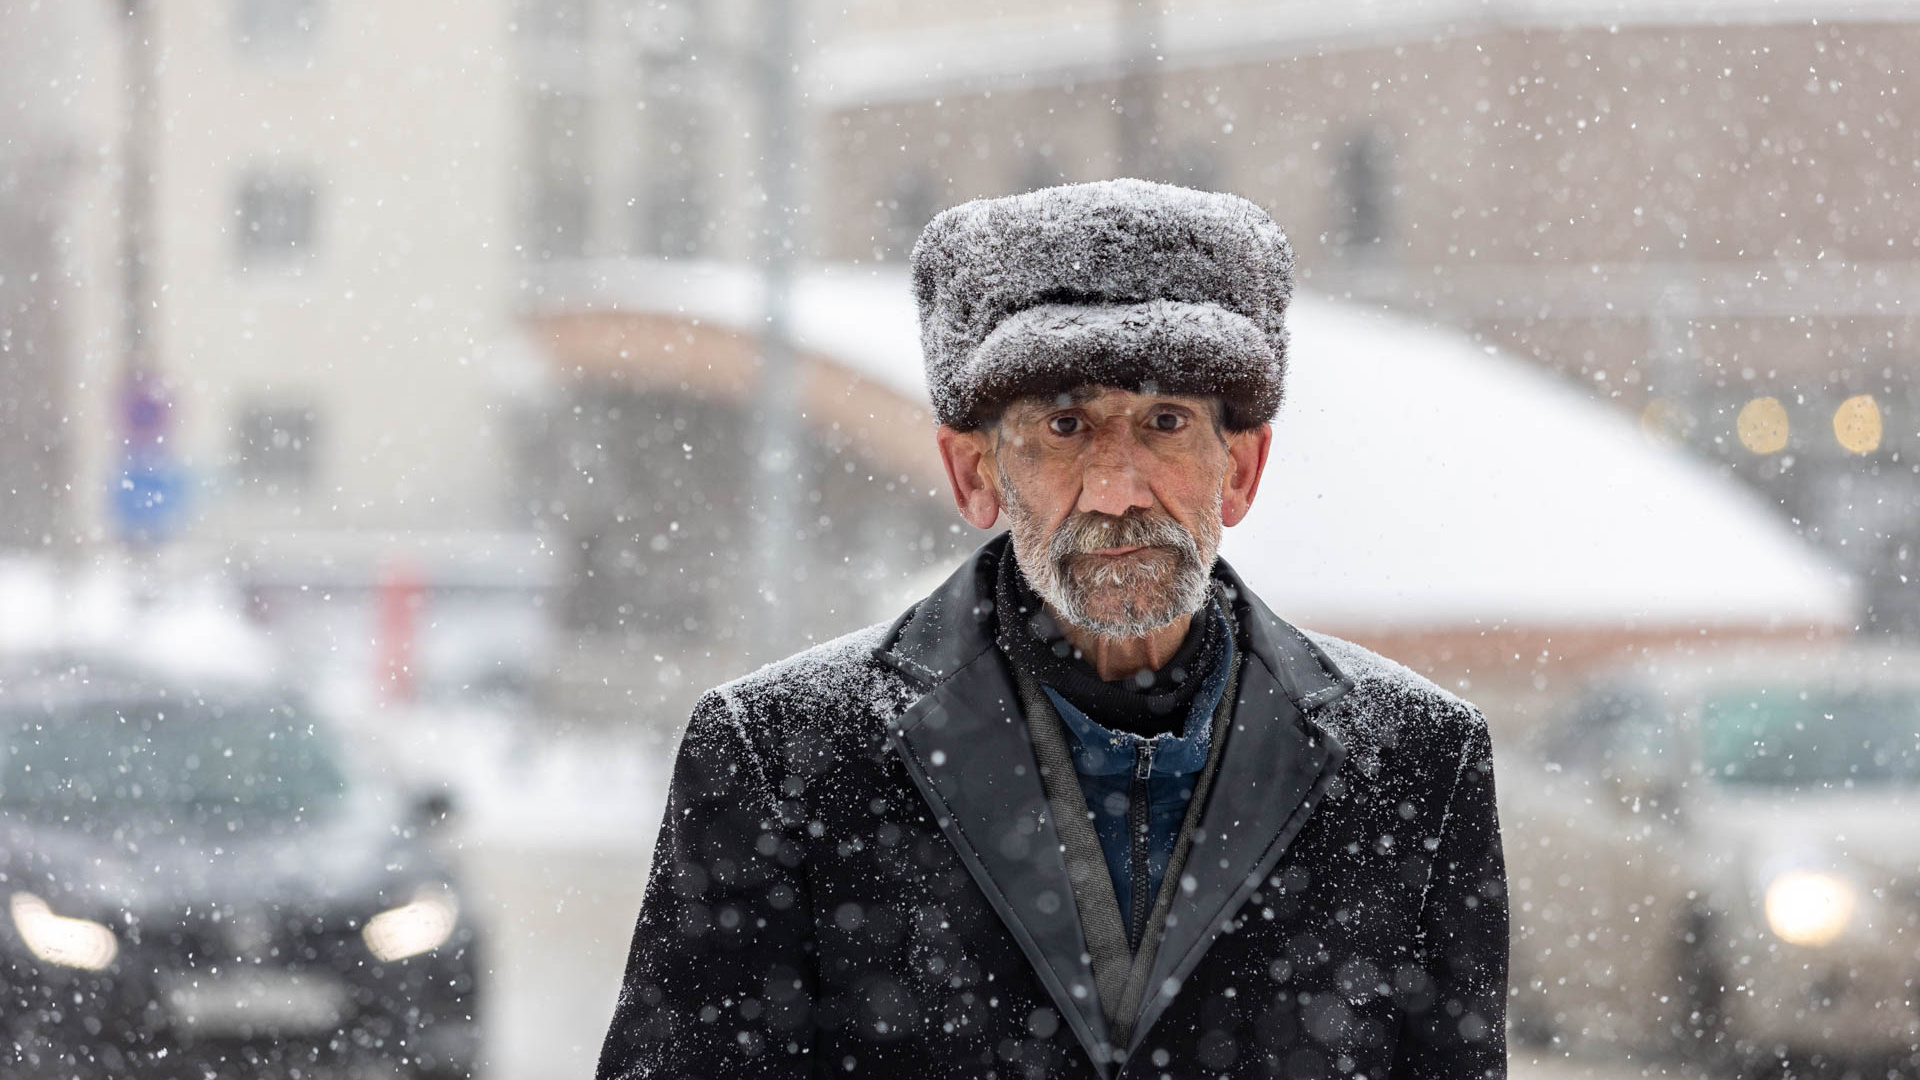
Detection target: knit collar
<box><xmin>1042</xmin><ymin>600</ymin><xmax>1237</xmax><ymax>778</ymax></box>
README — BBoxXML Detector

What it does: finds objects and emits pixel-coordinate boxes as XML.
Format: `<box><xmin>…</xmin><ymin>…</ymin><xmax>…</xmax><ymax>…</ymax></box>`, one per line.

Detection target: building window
<box><xmin>1331</xmin><ymin>126</ymin><xmax>1392</xmax><ymax>259</ymax></box>
<box><xmin>234</xmin><ymin>168</ymin><xmax>319</xmax><ymax>267</ymax></box>
<box><xmin>235</xmin><ymin>403</ymin><xmax>318</xmax><ymax>494</ymax></box>
<box><xmin>233</xmin><ymin>0</ymin><xmax>322</xmax><ymax>52</ymax></box>
<box><xmin>524</xmin><ymin>90</ymin><xmax>594</xmax><ymax>260</ymax></box>
<box><xmin>637</xmin><ymin>62</ymin><xmax>708</xmax><ymax>258</ymax></box>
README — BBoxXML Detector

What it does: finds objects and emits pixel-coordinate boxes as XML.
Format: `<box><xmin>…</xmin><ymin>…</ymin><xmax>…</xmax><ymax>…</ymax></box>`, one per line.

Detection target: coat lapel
<box><xmin>876</xmin><ymin>537</ymin><xmax>1118</xmax><ymax>1076</ymax></box>
<box><xmin>874</xmin><ymin>537</ymin><xmax>1358</xmax><ymax>1070</ymax></box>
<box><xmin>1126</xmin><ymin>562</ymin><xmax>1356</xmax><ymax>1056</ymax></box>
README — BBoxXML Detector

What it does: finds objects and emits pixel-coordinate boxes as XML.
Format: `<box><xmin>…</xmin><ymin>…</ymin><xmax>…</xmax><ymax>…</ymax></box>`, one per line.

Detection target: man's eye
<box><xmin>1151</xmin><ymin>412</ymin><xmax>1186</xmax><ymax>431</ymax></box>
<box><xmin>1048</xmin><ymin>416</ymin><xmax>1082</xmax><ymax>436</ymax></box>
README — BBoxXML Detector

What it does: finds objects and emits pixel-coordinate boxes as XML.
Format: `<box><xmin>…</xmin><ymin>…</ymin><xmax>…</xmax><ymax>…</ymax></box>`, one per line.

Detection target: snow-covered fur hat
<box><xmin>910</xmin><ymin>177</ymin><xmax>1294</xmax><ymax>432</ymax></box>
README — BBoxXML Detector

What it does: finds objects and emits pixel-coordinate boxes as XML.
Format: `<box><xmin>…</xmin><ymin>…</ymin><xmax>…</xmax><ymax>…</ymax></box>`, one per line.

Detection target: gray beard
<box><xmin>997</xmin><ymin>461</ymin><xmax>1221</xmax><ymax>641</ymax></box>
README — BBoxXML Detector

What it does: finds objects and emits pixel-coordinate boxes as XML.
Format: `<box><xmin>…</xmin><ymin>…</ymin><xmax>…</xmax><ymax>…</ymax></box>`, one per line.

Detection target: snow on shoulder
<box><xmin>711</xmin><ymin>620</ymin><xmax>916</xmax><ymax>743</ymax></box>
<box><xmin>1305</xmin><ymin>628</ymin><xmax>1487</xmax><ymax>777</ymax></box>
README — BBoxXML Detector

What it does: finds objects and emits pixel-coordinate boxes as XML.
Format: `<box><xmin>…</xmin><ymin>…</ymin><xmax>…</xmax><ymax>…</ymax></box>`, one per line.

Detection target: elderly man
<box><xmin>596</xmin><ymin>179</ymin><xmax>1508</xmax><ymax>1080</ymax></box>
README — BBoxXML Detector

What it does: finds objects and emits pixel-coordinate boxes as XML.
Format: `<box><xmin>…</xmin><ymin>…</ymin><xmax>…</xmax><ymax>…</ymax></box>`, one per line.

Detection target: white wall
<box><xmin>62</xmin><ymin>0</ymin><xmax>522</xmax><ymax>546</ymax></box>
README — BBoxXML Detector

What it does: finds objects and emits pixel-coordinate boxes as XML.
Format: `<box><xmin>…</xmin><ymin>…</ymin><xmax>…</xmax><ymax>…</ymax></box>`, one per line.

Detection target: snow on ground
<box><xmin>0</xmin><ymin>557</ymin><xmax>283</xmax><ymax>683</ymax></box>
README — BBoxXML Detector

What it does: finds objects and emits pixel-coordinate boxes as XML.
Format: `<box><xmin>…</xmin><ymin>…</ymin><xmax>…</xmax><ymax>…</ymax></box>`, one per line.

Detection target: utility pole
<box><xmin>1115</xmin><ymin>0</ymin><xmax>1162</xmax><ymax>179</ymax></box>
<box><xmin>111</xmin><ymin>0</ymin><xmax>180</xmax><ymax>557</ymax></box>
<box><xmin>750</xmin><ymin>0</ymin><xmax>801</xmax><ymax>658</ymax></box>
<box><xmin>117</xmin><ymin>0</ymin><xmax>154</xmax><ymax>386</ymax></box>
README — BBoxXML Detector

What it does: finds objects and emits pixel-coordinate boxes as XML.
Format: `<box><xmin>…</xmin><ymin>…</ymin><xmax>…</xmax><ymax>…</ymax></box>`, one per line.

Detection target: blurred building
<box><xmin>502</xmin><ymin>0</ymin><xmax>974</xmax><ymax>720</ymax></box>
<box><xmin>512</xmin><ymin>0</ymin><xmax>766</xmax><ymax>262</ymax></box>
<box><xmin>806</xmin><ymin>0</ymin><xmax>1920</xmax><ymax>633</ymax></box>
<box><xmin>0</xmin><ymin>0</ymin><xmax>582</xmax><ymax>714</ymax></box>
<box><xmin>509</xmin><ymin>262</ymin><xmax>962</xmax><ymax>718</ymax></box>
<box><xmin>2</xmin><ymin>0</ymin><xmax>967</xmax><ymax>725</ymax></box>
<box><xmin>0</xmin><ymin>1</ymin><xmax>108</xmax><ymax>552</ymax></box>
<box><xmin>9</xmin><ymin>0</ymin><xmax>1909</xmax><ymax>727</ymax></box>
<box><xmin>36</xmin><ymin>0</ymin><xmax>525</xmax><ymax>545</ymax></box>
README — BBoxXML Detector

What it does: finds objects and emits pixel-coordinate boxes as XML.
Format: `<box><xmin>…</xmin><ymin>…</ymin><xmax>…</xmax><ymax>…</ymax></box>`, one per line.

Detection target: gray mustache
<box><xmin>1049</xmin><ymin>511</ymin><xmax>1196</xmax><ymax>558</ymax></box>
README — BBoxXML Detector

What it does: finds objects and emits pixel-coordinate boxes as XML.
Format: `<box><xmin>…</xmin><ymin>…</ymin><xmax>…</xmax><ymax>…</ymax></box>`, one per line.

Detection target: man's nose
<box><xmin>1077</xmin><ymin>444</ymin><xmax>1154</xmax><ymax>518</ymax></box>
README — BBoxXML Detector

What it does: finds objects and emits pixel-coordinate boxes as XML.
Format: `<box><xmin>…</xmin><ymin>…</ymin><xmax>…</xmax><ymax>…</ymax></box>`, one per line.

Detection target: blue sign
<box><xmin>112</xmin><ymin>460</ymin><xmax>185</xmax><ymax>546</ymax></box>
<box><xmin>111</xmin><ymin>371</ymin><xmax>185</xmax><ymax>546</ymax></box>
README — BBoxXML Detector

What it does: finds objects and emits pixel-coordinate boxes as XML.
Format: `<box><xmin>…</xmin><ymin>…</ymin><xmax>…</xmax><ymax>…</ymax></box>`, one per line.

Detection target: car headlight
<box><xmin>1763</xmin><ymin>869</ymin><xmax>1856</xmax><ymax>947</ymax></box>
<box><xmin>9</xmin><ymin>892</ymin><xmax>118</xmax><ymax>971</ymax></box>
<box><xmin>362</xmin><ymin>885</ymin><xmax>459</xmax><ymax>962</ymax></box>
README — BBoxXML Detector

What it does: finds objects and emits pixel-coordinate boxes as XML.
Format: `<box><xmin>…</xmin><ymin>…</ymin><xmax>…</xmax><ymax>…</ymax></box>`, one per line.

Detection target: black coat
<box><xmin>596</xmin><ymin>535</ymin><xmax>1508</xmax><ymax>1080</ymax></box>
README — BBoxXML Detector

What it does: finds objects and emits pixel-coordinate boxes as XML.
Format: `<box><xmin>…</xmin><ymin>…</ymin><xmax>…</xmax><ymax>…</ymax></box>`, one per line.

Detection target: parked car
<box><xmin>1501</xmin><ymin>639</ymin><xmax>1920</xmax><ymax>1077</ymax></box>
<box><xmin>0</xmin><ymin>655</ymin><xmax>482</xmax><ymax>1079</ymax></box>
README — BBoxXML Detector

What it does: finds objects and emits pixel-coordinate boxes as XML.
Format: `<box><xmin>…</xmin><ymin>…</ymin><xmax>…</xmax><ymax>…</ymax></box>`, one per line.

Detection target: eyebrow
<box><xmin>1027</xmin><ymin>384</ymin><xmax>1198</xmax><ymax>413</ymax></box>
<box><xmin>1007</xmin><ymin>388</ymin><xmax>1097</xmax><ymax>420</ymax></box>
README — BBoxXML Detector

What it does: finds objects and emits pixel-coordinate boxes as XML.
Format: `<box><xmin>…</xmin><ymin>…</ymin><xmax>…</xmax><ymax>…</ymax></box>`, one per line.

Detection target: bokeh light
<box><xmin>1736</xmin><ymin>396</ymin><xmax>1790</xmax><ymax>455</ymax></box>
<box><xmin>1832</xmin><ymin>394</ymin><xmax>1883</xmax><ymax>455</ymax></box>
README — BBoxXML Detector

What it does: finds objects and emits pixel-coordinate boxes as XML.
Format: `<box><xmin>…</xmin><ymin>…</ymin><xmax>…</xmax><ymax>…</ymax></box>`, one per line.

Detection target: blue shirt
<box><xmin>1040</xmin><ymin>601</ymin><xmax>1236</xmax><ymax>939</ymax></box>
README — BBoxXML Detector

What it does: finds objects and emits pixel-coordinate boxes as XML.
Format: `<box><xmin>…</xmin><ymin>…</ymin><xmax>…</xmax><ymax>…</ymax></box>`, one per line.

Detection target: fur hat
<box><xmin>909</xmin><ymin>177</ymin><xmax>1294</xmax><ymax>432</ymax></box>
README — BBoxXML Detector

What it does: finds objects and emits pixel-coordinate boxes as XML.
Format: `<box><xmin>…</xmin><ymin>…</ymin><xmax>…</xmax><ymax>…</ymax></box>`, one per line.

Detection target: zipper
<box><xmin>1126</xmin><ymin>740</ymin><xmax>1155</xmax><ymax>952</ymax></box>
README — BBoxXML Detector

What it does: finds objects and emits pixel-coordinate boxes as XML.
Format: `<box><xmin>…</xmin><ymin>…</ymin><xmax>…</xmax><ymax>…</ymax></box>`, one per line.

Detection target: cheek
<box><xmin>1004</xmin><ymin>452</ymin><xmax>1079</xmax><ymax>503</ymax></box>
<box><xmin>1152</xmin><ymin>456</ymin><xmax>1229</xmax><ymax>510</ymax></box>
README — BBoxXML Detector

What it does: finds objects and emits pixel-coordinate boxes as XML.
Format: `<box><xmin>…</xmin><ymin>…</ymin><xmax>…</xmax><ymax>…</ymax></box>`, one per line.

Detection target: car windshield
<box><xmin>1700</xmin><ymin>685</ymin><xmax>1920</xmax><ymax>788</ymax></box>
<box><xmin>0</xmin><ymin>694</ymin><xmax>349</xmax><ymax>823</ymax></box>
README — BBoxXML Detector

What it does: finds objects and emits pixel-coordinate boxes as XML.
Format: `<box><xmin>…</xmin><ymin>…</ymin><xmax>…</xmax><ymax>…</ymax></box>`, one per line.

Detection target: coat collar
<box><xmin>875</xmin><ymin>532</ymin><xmax>1352</xmax><ymax>720</ymax></box>
<box><xmin>873</xmin><ymin>532</ymin><xmax>1356</xmax><ymax>1072</ymax></box>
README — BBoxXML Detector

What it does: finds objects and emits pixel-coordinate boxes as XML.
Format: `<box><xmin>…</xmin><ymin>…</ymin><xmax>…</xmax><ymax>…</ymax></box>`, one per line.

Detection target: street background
<box><xmin>3</xmin><ymin>0</ymin><xmax>1916</xmax><ymax>1077</ymax></box>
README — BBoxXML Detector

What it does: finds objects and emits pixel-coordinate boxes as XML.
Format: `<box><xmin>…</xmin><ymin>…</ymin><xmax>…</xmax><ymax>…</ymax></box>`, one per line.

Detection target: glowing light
<box><xmin>9</xmin><ymin>892</ymin><xmax>118</xmax><ymax>971</ymax></box>
<box><xmin>1832</xmin><ymin>394</ymin><xmax>1882</xmax><ymax>455</ymax></box>
<box><xmin>361</xmin><ymin>886</ymin><xmax>459</xmax><ymax>962</ymax></box>
<box><xmin>1736</xmin><ymin>397</ymin><xmax>1790</xmax><ymax>454</ymax></box>
<box><xmin>1764</xmin><ymin>870</ymin><xmax>1855</xmax><ymax>947</ymax></box>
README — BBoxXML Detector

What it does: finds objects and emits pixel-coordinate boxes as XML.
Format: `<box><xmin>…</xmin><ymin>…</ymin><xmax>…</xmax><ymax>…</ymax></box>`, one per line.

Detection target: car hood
<box><xmin>0</xmin><ymin>793</ymin><xmax>440</xmax><ymax>922</ymax></box>
<box><xmin>1691</xmin><ymin>786</ymin><xmax>1920</xmax><ymax>882</ymax></box>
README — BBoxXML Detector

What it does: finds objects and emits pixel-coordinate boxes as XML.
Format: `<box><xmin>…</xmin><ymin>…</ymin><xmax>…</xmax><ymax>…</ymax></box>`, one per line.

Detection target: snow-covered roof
<box><xmin>529</xmin><ymin>260</ymin><xmax>924</xmax><ymax>400</ymax></box>
<box><xmin>1237</xmin><ymin>299</ymin><xmax>1855</xmax><ymax>630</ymax></box>
<box><xmin>533</xmin><ymin>259</ymin><xmax>1856</xmax><ymax>632</ymax></box>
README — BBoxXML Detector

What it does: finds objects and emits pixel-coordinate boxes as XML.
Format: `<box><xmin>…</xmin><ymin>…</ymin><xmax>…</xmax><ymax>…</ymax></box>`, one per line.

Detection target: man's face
<box><xmin>988</xmin><ymin>386</ymin><xmax>1235</xmax><ymax>640</ymax></box>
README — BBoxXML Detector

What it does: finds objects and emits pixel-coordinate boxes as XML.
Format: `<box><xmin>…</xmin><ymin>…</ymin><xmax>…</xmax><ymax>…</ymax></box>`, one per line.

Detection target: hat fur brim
<box><xmin>952</xmin><ymin>299</ymin><xmax>1282</xmax><ymax>431</ymax></box>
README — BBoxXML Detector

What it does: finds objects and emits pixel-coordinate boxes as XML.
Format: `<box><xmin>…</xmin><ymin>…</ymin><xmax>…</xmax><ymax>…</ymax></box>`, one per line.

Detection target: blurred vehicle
<box><xmin>0</xmin><ymin>655</ymin><xmax>482</xmax><ymax>1080</ymax></box>
<box><xmin>1502</xmin><ymin>640</ymin><xmax>1920</xmax><ymax>1076</ymax></box>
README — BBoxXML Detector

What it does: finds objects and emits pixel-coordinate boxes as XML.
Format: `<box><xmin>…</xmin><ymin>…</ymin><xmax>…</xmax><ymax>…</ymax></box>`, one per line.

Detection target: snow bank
<box><xmin>0</xmin><ymin>557</ymin><xmax>280</xmax><ymax>684</ymax></box>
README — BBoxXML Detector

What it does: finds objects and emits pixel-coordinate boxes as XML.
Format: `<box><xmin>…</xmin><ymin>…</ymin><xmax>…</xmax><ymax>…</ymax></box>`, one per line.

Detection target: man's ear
<box><xmin>1219</xmin><ymin>422</ymin><xmax>1273</xmax><ymax>528</ymax></box>
<box><xmin>936</xmin><ymin>425</ymin><xmax>1003</xmax><ymax>530</ymax></box>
